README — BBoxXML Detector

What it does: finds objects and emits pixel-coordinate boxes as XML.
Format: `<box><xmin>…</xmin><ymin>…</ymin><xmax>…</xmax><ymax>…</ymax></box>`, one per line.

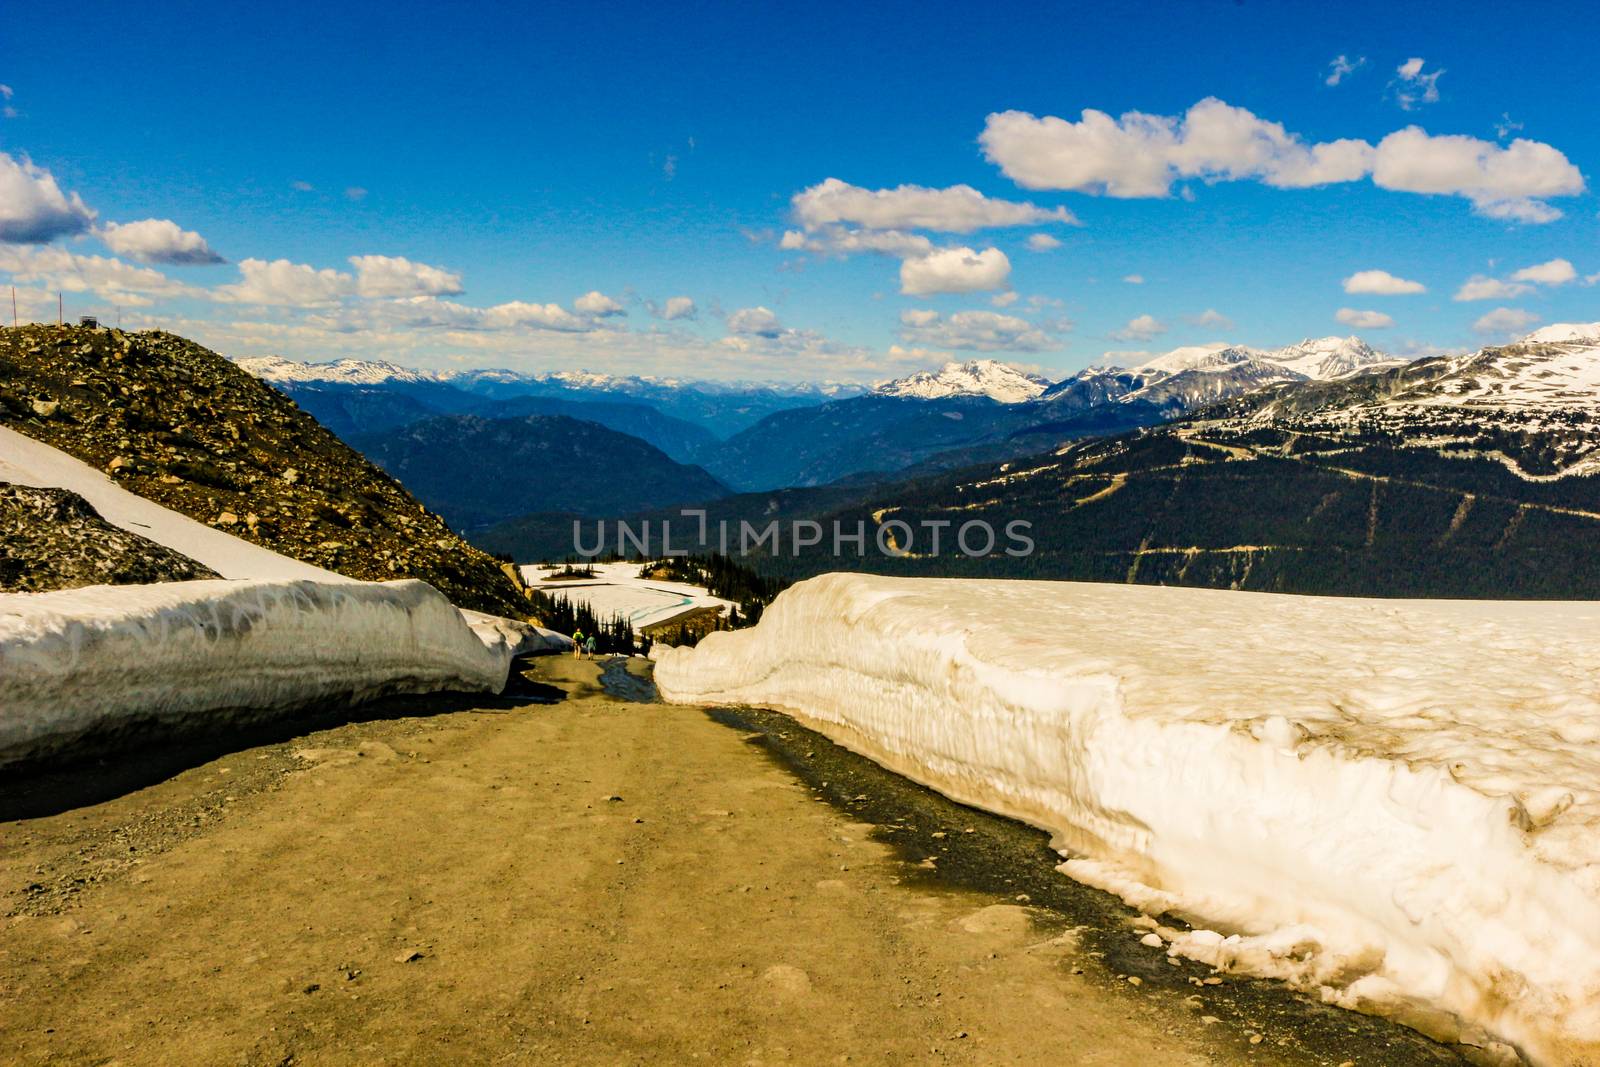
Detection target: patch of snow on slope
<box><xmin>653</xmin><ymin>573</ymin><xmax>1600</xmax><ymax>1066</ymax></box>
<box><xmin>876</xmin><ymin>360</ymin><xmax>1050</xmax><ymax>403</ymax></box>
<box><xmin>0</xmin><ymin>425</ymin><xmax>339</xmax><ymax>582</ymax></box>
<box><xmin>520</xmin><ymin>561</ymin><xmax>733</xmax><ymax>630</ymax></box>
<box><xmin>1</xmin><ymin>579</ymin><xmax>508</xmax><ymax>767</ymax></box>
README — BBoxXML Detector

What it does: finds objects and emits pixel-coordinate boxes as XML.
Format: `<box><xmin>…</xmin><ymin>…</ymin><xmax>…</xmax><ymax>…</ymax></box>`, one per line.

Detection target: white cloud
<box><xmin>1112</xmin><ymin>313</ymin><xmax>1166</xmax><ymax>341</ymax></box>
<box><xmin>98</xmin><ymin>218</ymin><xmax>224</xmax><ymax>265</ymax></box>
<box><xmin>0</xmin><ymin>244</ymin><xmax>200</xmax><ymax>302</ymax></box>
<box><xmin>981</xmin><ymin>98</ymin><xmax>1374</xmax><ymax>198</ymax></box>
<box><xmin>1510</xmin><ymin>258</ymin><xmax>1577</xmax><ymax>286</ymax></box>
<box><xmin>780</xmin><ymin>226</ymin><xmax>934</xmax><ymax>258</ymax></box>
<box><xmin>1026</xmin><ymin>233</ymin><xmax>1062</xmax><ymax>252</ymax></box>
<box><xmin>726</xmin><ymin>306</ymin><xmax>784</xmax><ymax>338</ymax></box>
<box><xmin>1472</xmin><ymin>306</ymin><xmax>1540</xmax><ymax>336</ymax></box>
<box><xmin>344</xmin><ymin>186</ymin><xmax>368</xmax><ymax>202</ymax></box>
<box><xmin>898</xmin><ymin>308</ymin><xmax>1056</xmax><ymax>352</ymax></box>
<box><xmin>990</xmin><ymin>291</ymin><xmax>1019</xmax><ymax>307</ymax></box>
<box><xmin>1122</xmin><ymin>273</ymin><xmax>1144</xmax><ymax>284</ymax></box>
<box><xmin>1325</xmin><ymin>55</ymin><xmax>1366</xmax><ymax>87</ymax></box>
<box><xmin>1335</xmin><ymin>307</ymin><xmax>1395</xmax><ymax>329</ymax></box>
<box><xmin>979</xmin><ymin>99</ymin><xmax>1583</xmax><ymax>222</ymax></box>
<box><xmin>1371</xmin><ymin>127</ymin><xmax>1584</xmax><ymax>222</ymax></box>
<box><xmin>0</xmin><ymin>152</ymin><xmax>96</xmax><ymax>243</ymax></box>
<box><xmin>1454</xmin><ymin>275</ymin><xmax>1529</xmax><ymax>301</ymax></box>
<box><xmin>215</xmin><ymin>258</ymin><xmax>355</xmax><ymax>306</ymax></box>
<box><xmin>651</xmin><ymin>295</ymin><xmax>697</xmax><ymax>321</ymax></box>
<box><xmin>1455</xmin><ymin>258</ymin><xmax>1579</xmax><ymax>301</ymax></box>
<box><xmin>792</xmin><ymin>177</ymin><xmax>1077</xmax><ymax>233</ymax></box>
<box><xmin>574</xmin><ymin>290</ymin><xmax>627</xmax><ymax>317</ymax></box>
<box><xmin>1191</xmin><ymin>308</ymin><xmax>1232</xmax><ymax>328</ymax></box>
<box><xmin>349</xmin><ymin>254</ymin><xmax>463</xmax><ymax>298</ymax></box>
<box><xmin>479</xmin><ymin>301</ymin><xmax>593</xmax><ymax>331</ymax></box>
<box><xmin>291</xmin><ymin>180</ymin><xmax>314</xmax><ymax>192</ymax></box>
<box><xmin>899</xmin><ymin>246</ymin><xmax>1011</xmax><ymax>295</ymax></box>
<box><xmin>1392</xmin><ymin>57</ymin><xmax>1443</xmax><ymax>110</ymax></box>
<box><xmin>1342</xmin><ymin>269</ymin><xmax>1425</xmax><ymax>295</ymax></box>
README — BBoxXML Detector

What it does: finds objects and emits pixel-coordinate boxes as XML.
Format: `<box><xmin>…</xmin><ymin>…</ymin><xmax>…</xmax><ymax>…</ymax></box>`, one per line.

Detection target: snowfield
<box><xmin>1</xmin><ymin>579</ymin><xmax>509</xmax><ymax>767</ymax></box>
<box><xmin>520</xmin><ymin>562</ymin><xmax>733</xmax><ymax>629</ymax></box>
<box><xmin>653</xmin><ymin>573</ymin><xmax>1600</xmax><ymax>1066</ymax></box>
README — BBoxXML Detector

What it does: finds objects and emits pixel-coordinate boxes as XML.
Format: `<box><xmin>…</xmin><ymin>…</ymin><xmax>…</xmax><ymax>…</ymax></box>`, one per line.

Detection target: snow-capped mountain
<box><xmin>1068</xmin><ymin>336</ymin><xmax>1401</xmax><ymax>415</ymax></box>
<box><xmin>1208</xmin><ymin>324</ymin><xmax>1600</xmax><ymax>478</ymax></box>
<box><xmin>235</xmin><ymin>355</ymin><xmax>440</xmax><ymax>385</ymax></box>
<box><xmin>875</xmin><ymin>359</ymin><xmax>1050</xmax><ymax>403</ymax></box>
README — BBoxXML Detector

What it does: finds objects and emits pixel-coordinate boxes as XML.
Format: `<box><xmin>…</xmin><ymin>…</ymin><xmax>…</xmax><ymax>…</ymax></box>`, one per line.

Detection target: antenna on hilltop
<box><xmin>57</xmin><ymin>291</ymin><xmax>63</xmax><ymax>328</ymax></box>
<box><xmin>10</xmin><ymin>285</ymin><xmax>15</xmax><ymax>328</ymax></box>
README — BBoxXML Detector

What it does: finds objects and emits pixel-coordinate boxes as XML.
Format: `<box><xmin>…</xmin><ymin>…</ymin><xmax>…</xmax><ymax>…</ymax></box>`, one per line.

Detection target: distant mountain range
<box><xmin>352</xmin><ymin>414</ymin><xmax>730</xmax><ymax>531</ymax></box>
<box><xmin>699</xmin><ymin>338</ymin><xmax>1403</xmax><ymax>490</ymax></box>
<box><xmin>478</xmin><ymin>325</ymin><xmax>1600</xmax><ymax>602</ymax></box>
<box><xmin>775</xmin><ymin>325</ymin><xmax>1600</xmax><ymax>597</ymax></box>
<box><xmin>237</xmin><ymin>356</ymin><xmax>862</xmax><ymax>438</ymax></box>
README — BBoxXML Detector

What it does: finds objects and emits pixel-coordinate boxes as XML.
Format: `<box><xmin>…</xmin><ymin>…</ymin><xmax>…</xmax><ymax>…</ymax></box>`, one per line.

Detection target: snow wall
<box><xmin>1</xmin><ymin>578</ymin><xmax>519</xmax><ymax>768</ymax></box>
<box><xmin>652</xmin><ymin>572</ymin><xmax>1600</xmax><ymax>1067</ymax></box>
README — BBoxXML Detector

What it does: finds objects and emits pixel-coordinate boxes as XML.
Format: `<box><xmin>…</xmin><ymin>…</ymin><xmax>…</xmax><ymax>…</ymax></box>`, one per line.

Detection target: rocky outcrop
<box><xmin>0</xmin><ymin>325</ymin><xmax>527</xmax><ymax>616</ymax></box>
<box><xmin>0</xmin><ymin>483</ymin><xmax>219</xmax><ymax>592</ymax></box>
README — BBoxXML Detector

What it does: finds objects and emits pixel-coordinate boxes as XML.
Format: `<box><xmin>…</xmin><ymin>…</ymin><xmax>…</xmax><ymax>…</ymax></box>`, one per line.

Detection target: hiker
<box><xmin>572</xmin><ymin>629</ymin><xmax>584</xmax><ymax>659</ymax></box>
<box><xmin>585</xmin><ymin>634</ymin><xmax>597</xmax><ymax>659</ymax></box>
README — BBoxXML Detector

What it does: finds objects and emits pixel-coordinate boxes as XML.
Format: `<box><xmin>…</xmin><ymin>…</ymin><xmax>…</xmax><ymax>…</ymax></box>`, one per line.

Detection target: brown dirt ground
<box><xmin>0</xmin><ymin>657</ymin><xmax>1441</xmax><ymax>1066</ymax></box>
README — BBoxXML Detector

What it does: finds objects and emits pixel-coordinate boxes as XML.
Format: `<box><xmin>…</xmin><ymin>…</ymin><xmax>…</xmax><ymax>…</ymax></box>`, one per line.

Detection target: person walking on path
<box><xmin>585</xmin><ymin>634</ymin><xmax>597</xmax><ymax>659</ymax></box>
<box><xmin>572</xmin><ymin>629</ymin><xmax>584</xmax><ymax>659</ymax></box>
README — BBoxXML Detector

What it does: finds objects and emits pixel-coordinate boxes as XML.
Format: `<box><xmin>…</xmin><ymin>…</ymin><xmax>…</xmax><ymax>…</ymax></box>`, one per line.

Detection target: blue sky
<box><xmin>2</xmin><ymin>0</ymin><xmax>1597</xmax><ymax>381</ymax></box>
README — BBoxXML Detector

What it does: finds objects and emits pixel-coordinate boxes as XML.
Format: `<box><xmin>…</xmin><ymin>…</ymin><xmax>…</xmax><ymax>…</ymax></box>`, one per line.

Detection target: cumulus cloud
<box><xmin>344</xmin><ymin>186</ymin><xmax>368</xmax><ymax>202</ymax></box>
<box><xmin>1370</xmin><ymin>127</ymin><xmax>1583</xmax><ymax>221</ymax></box>
<box><xmin>1454</xmin><ymin>276</ymin><xmax>1528</xmax><ymax>301</ymax></box>
<box><xmin>898</xmin><ymin>308</ymin><xmax>1056</xmax><ymax>352</ymax></box>
<box><xmin>349</xmin><ymin>254</ymin><xmax>463</xmax><ymax>298</ymax></box>
<box><xmin>899</xmin><ymin>246</ymin><xmax>1011</xmax><ymax>295</ymax></box>
<box><xmin>479</xmin><ymin>301</ymin><xmax>592</xmax><ymax>331</ymax></box>
<box><xmin>1455</xmin><ymin>258</ymin><xmax>1579</xmax><ymax>300</ymax></box>
<box><xmin>1510</xmin><ymin>258</ymin><xmax>1577</xmax><ymax>286</ymax></box>
<box><xmin>1025</xmin><ymin>233</ymin><xmax>1062</xmax><ymax>252</ymax></box>
<box><xmin>991</xmin><ymin>291</ymin><xmax>1020</xmax><ymax>307</ymax></box>
<box><xmin>1325</xmin><ymin>55</ymin><xmax>1366</xmax><ymax>87</ymax></box>
<box><xmin>981</xmin><ymin>98</ymin><xmax>1375</xmax><ymax>198</ymax></box>
<box><xmin>650</xmin><ymin>295</ymin><xmax>697</xmax><ymax>320</ymax></box>
<box><xmin>1112</xmin><ymin>314</ymin><xmax>1166</xmax><ymax>342</ymax></box>
<box><xmin>779</xmin><ymin>226</ymin><xmax>934</xmax><ymax>258</ymax></box>
<box><xmin>0</xmin><ymin>152</ymin><xmax>97</xmax><ymax>243</ymax></box>
<box><xmin>98</xmin><ymin>218</ymin><xmax>225</xmax><ymax>265</ymax></box>
<box><xmin>574</xmin><ymin>290</ymin><xmax>627</xmax><ymax>317</ymax></box>
<box><xmin>726</xmin><ymin>306</ymin><xmax>784</xmax><ymax>338</ymax></box>
<box><xmin>0</xmin><ymin>245</ymin><xmax>200</xmax><ymax>303</ymax></box>
<box><xmin>792</xmin><ymin>177</ymin><xmax>1077</xmax><ymax>233</ymax></box>
<box><xmin>1335</xmin><ymin>308</ymin><xmax>1395</xmax><ymax>329</ymax></box>
<box><xmin>1122</xmin><ymin>273</ymin><xmax>1144</xmax><ymax>284</ymax></box>
<box><xmin>1342</xmin><ymin>269</ymin><xmax>1425</xmax><ymax>295</ymax></box>
<box><xmin>979</xmin><ymin>98</ymin><xmax>1583</xmax><ymax>222</ymax></box>
<box><xmin>1191</xmin><ymin>308</ymin><xmax>1232</xmax><ymax>328</ymax></box>
<box><xmin>1392</xmin><ymin>57</ymin><xmax>1444</xmax><ymax>110</ymax></box>
<box><xmin>1472</xmin><ymin>306</ymin><xmax>1540</xmax><ymax>336</ymax></box>
<box><xmin>215</xmin><ymin>258</ymin><xmax>355</xmax><ymax>306</ymax></box>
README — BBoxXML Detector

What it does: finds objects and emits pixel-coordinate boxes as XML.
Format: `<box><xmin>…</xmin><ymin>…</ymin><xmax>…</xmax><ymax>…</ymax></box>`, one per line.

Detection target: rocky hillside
<box><xmin>0</xmin><ymin>483</ymin><xmax>219</xmax><ymax>592</ymax></box>
<box><xmin>0</xmin><ymin>325</ymin><xmax>528</xmax><ymax>616</ymax></box>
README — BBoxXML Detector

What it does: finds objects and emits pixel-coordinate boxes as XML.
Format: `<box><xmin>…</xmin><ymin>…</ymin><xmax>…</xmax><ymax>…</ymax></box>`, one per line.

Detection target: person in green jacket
<box><xmin>572</xmin><ymin>629</ymin><xmax>584</xmax><ymax>659</ymax></box>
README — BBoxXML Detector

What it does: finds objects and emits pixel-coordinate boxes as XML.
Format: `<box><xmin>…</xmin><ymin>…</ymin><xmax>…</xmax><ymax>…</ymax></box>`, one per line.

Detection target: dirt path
<box><xmin>2</xmin><ymin>658</ymin><xmax>1450</xmax><ymax>1066</ymax></box>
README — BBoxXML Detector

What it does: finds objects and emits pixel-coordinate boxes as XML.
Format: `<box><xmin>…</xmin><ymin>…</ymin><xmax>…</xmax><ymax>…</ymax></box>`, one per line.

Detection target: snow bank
<box><xmin>653</xmin><ymin>573</ymin><xmax>1600</xmax><ymax>1066</ymax></box>
<box><xmin>0</xmin><ymin>579</ymin><xmax>511</xmax><ymax>768</ymax></box>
